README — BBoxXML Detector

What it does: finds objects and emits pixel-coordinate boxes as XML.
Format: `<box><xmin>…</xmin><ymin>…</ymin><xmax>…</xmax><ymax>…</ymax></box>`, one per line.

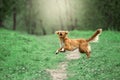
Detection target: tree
<box><xmin>0</xmin><ymin>0</ymin><xmax>12</xmax><ymax>27</ymax></box>
<box><xmin>95</xmin><ymin>0</ymin><xmax>120</xmax><ymax>30</ymax></box>
<box><xmin>12</xmin><ymin>7</ymin><xmax>16</xmax><ymax>30</ymax></box>
<box><xmin>64</xmin><ymin>0</ymin><xmax>76</xmax><ymax>30</ymax></box>
<box><xmin>56</xmin><ymin>0</ymin><xmax>64</xmax><ymax>30</ymax></box>
<box><xmin>40</xmin><ymin>20</ymin><xmax>46</xmax><ymax>35</ymax></box>
<box><xmin>0</xmin><ymin>0</ymin><xmax>26</xmax><ymax>30</ymax></box>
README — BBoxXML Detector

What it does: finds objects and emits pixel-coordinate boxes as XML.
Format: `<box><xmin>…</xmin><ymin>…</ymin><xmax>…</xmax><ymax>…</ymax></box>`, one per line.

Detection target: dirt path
<box><xmin>47</xmin><ymin>49</ymin><xmax>80</xmax><ymax>80</ymax></box>
<box><xmin>46</xmin><ymin>62</ymin><xmax>67</xmax><ymax>80</ymax></box>
<box><xmin>66</xmin><ymin>49</ymin><xmax>80</xmax><ymax>60</ymax></box>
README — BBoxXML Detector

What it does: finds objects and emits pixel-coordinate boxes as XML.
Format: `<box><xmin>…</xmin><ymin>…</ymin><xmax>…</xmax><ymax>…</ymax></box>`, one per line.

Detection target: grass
<box><xmin>0</xmin><ymin>28</ymin><xmax>65</xmax><ymax>80</ymax></box>
<box><xmin>0</xmin><ymin>28</ymin><xmax>120</xmax><ymax>80</ymax></box>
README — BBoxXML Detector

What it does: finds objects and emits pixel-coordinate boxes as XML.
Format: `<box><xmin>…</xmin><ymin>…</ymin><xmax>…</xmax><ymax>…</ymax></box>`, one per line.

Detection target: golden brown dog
<box><xmin>55</xmin><ymin>29</ymin><xmax>102</xmax><ymax>58</ymax></box>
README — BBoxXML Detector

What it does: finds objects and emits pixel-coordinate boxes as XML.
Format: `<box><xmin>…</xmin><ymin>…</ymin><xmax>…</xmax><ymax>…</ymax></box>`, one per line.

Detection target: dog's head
<box><xmin>55</xmin><ymin>31</ymin><xmax>68</xmax><ymax>38</ymax></box>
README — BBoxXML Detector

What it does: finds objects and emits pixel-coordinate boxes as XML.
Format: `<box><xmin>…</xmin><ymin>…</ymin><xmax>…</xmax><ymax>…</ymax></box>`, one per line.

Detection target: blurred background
<box><xmin>0</xmin><ymin>0</ymin><xmax>120</xmax><ymax>35</ymax></box>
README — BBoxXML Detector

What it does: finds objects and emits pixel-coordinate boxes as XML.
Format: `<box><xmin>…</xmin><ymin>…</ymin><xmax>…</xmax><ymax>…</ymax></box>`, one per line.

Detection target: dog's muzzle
<box><xmin>60</xmin><ymin>33</ymin><xmax>62</xmax><ymax>36</ymax></box>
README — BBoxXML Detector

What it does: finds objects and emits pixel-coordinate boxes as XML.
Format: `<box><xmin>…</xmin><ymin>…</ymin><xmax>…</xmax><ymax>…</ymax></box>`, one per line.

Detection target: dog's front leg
<box><xmin>55</xmin><ymin>47</ymin><xmax>62</xmax><ymax>54</ymax></box>
<box><xmin>64</xmin><ymin>46</ymin><xmax>74</xmax><ymax>51</ymax></box>
<box><xmin>55</xmin><ymin>47</ymin><xmax>65</xmax><ymax>54</ymax></box>
<box><xmin>56</xmin><ymin>45</ymin><xmax>74</xmax><ymax>54</ymax></box>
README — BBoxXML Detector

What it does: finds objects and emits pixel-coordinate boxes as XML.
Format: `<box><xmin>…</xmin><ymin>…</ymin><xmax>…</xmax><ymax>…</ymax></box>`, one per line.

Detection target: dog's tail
<box><xmin>86</xmin><ymin>29</ymin><xmax>102</xmax><ymax>42</ymax></box>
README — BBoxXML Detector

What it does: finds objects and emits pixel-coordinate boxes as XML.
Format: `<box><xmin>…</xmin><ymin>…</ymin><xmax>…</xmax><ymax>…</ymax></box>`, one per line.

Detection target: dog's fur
<box><xmin>55</xmin><ymin>29</ymin><xmax>102</xmax><ymax>58</ymax></box>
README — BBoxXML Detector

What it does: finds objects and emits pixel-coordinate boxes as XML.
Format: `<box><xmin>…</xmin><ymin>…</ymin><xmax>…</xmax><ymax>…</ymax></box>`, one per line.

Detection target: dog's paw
<box><xmin>55</xmin><ymin>52</ymin><xmax>59</xmax><ymax>54</ymax></box>
<box><xmin>60</xmin><ymin>48</ymin><xmax>65</xmax><ymax>52</ymax></box>
<box><xmin>56</xmin><ymin>53</ymin><xmax>58</xmax><ymax>54</ymax></box>
<box><xmin>61</xmin><ymin>48</ymin><xmax>65</xmax><ymax>51</ymax></box>
<box><xmin>55</xmin><ymin>50</ymin><xmax>59</xmax><ymax>54</ymax></box>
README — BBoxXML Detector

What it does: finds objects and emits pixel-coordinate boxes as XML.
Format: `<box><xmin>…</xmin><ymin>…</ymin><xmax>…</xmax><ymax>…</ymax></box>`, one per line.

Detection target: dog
<box><xmin>55</xmin><ymin>29</ymin><xmax>102</xmax><ymax>58</ymax></box>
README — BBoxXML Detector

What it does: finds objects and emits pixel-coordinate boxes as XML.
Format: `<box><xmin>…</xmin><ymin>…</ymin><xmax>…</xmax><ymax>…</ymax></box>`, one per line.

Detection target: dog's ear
<box><xmin>65</xmin><ymin>31</ymin><xmax>68</xmax><ymax>34</ymax></box>
<box><xmin>55</xmin><ymin>31</ymin><xmax>59</xmax><ymax>34</ymax></box>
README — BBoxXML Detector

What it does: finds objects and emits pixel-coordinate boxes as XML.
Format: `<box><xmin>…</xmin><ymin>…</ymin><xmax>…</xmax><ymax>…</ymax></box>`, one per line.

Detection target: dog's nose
<box><xmin>60</xmin><ymin>33</ymin><xmax>62</xmax><ymax>36</ymax></box>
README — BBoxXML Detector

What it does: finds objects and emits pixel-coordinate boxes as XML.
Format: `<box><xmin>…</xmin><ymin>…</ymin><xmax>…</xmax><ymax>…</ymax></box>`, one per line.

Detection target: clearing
<box><xmin>0</xmin><ymin>28</ymin><xmax>120</xmax><ymax>80</ymax></box>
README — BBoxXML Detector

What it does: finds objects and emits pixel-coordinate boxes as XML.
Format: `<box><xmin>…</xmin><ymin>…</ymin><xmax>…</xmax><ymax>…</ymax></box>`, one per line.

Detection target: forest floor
<box><xmin>0</xmin><ymin>28</ymin><xmax>120</xmax><ymax>80</ymax></box>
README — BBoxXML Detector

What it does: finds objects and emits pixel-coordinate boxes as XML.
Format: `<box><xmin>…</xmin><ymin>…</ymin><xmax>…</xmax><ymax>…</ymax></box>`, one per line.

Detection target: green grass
<box><xmin>0</xmin><ymin>28</ymin><xmax>120</xmax><ymax>80</ymax></box>
<box><xmin>0</xmin><ymin>28</ymin><xmax>65</xmax><ymax>80</ymax></box>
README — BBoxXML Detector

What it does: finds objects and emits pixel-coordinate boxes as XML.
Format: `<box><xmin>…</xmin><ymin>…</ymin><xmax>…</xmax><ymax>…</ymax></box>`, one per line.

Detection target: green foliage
<box><xmin>0</xmin><ymin>28</ymin><xmax>65</xmax><ymax>80</ymax></box>
<box><xmin>0</xmin><ymin>0</ymin><xmax>24</xmax><ymax>20</ymax></box>
<box><xmin>94</xmin><ymin>0</ymin><xmax>120</xmax><ymax>30</ymax></box>
<box><xmin>1</xmin><ymin>0</ymin><xmax>120</xmax><ymax>35</ymax></box>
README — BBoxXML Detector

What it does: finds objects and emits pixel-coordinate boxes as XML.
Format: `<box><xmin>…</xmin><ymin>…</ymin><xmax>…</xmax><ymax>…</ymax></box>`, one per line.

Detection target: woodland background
<box><xmin>0</xmin><ymin>0</ymin><xmax>120</xmax><ymax>35</ymax></box>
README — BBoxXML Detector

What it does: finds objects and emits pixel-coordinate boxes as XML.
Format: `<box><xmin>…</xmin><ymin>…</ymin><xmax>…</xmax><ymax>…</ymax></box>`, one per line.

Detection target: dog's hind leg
<box><xmin>79</xmin><ymin>43</ymin><xmax>91</xmax><ymax>58</ymax></box>
<box><xmin>86</xmin><ymin>45</ymin><xmax>91</xmax><ymax>58</ymax></box>
<box><xmin>86</xmin><ymin>51</ymin><xmax>90</xmax><ymax>58</ymax></box>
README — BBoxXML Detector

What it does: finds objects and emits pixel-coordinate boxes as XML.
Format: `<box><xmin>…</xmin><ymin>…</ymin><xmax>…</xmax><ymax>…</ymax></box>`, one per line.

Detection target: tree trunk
<box><xmin>65</xmin><ymin>0</ymin><xmax>75</xmax><ymax>30</ymax></box>
<box><xmin>31</xmin><ymin>21</ymin><xmax>36</xmax><ymax>34</ymax></box>
<box><xmin>0</xmin><ymin>19</ymin><xmax>3</xmax><ymax>27</ymax></box>
<box><xmin>56</xmin><ymin>0</ymin><xmax>64</xmax><ymax>30</ymax></box>
<box><xmin>13</xmin><ymin>7</ymin><xmax>16</xmax><ymax>30</ymax></box>
<box><xmin>40</xmin><ymin>20</ymin><xmax>46</xmax><ymax>35</ymax></box>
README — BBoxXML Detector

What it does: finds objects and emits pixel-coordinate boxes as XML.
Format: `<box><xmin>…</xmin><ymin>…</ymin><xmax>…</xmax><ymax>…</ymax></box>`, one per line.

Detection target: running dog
<box><xmin>55</xmin><ymin>29</ymin><xmax>102</xmax><ymax>58</ymax></box>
